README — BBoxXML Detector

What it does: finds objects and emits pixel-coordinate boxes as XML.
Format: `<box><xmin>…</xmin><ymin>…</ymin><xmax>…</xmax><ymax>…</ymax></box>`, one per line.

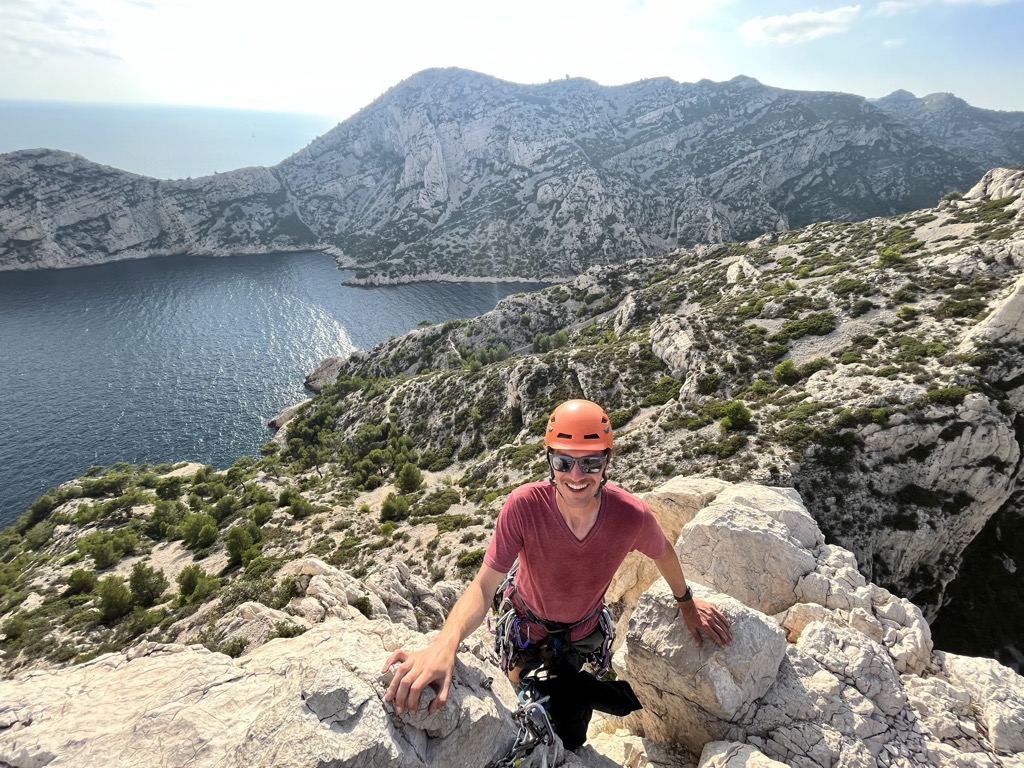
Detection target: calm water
<box><xmin>0</xmin><ymin>252</ymin><xmax>543</xmax><ymax>527</ymax></box>
<box><xmin>0</xmin><ymin>101</ymin><xmax>338</xmax><ymax>179</ymax></box>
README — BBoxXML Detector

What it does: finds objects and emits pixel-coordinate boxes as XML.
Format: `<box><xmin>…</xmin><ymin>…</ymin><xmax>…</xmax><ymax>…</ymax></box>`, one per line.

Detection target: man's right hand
<box><xmin>381</xmin><ymin>563</ymin><xmax>505</xmax><ymax>715</ymax></box>
<box><xmin>382</xmin><ymin>637</ymin><xmax>458</xmax><ymax>715</ymax></box>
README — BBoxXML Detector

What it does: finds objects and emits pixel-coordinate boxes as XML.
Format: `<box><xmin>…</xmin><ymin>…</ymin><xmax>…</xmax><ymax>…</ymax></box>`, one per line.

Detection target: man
<box><xmin>383</xmin><ymin>399</ymin><xmax>732</xmax><ymax>722</ymax></box>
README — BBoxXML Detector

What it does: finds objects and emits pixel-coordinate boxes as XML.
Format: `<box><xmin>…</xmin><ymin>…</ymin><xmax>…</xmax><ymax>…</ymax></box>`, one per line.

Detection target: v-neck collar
<box><xmin>549</xmin><ymin>486</ymin><xmax>604</xmax><ymax>544</ymax></box>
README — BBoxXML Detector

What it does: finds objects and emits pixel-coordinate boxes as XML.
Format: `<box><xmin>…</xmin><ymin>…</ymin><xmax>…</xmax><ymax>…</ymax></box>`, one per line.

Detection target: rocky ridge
<box><xmin>3</xmin><ymin>69</ymin><xmax>1022</xmax><ymax>279</ymax></box>
<box><xmin>2</xmin><ymin>480</ymin><xmax>1022</xmax><ymax>768</ymax></box>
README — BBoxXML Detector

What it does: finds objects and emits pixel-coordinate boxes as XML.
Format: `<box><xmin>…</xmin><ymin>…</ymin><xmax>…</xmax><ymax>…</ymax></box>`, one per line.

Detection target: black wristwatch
<box><xmin>674</xmin><ymin>586</ymin><xmax>693</xmax><ymax>603</ymax></box>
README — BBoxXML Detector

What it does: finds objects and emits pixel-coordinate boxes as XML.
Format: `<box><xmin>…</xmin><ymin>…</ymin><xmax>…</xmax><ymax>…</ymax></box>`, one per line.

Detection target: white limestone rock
<box><xmin>619</xmin><ymin>583</ymin><xmax>787</xmax><ymax>751</ymax></box>
<box><xmin>938</xmin><ymin>651</ymin><xmax>1024</xmax><ymax>754</ymax></box>
<box><xmin>679</xmin><ymin>486</ymin><xmax>817</xmax><ymax>615</ymax></box>
<box><xmin>650</xmin><ymin>315</ymin><xmax>706</xmax><ymax>381</ymax></box>
<box><xmin>0</xmin><ymin>622</ymin><xmax>525</xmax><ymax>768</ymax></box>
<box><xmin>209</xmin><ymin>601</ymin><xmax>309</xmax><ymax>654</ymax></box>
<box><xmin>699</xmin><ymin>741</ymin><xmax>789</xmax><ymax>768</ymax></box>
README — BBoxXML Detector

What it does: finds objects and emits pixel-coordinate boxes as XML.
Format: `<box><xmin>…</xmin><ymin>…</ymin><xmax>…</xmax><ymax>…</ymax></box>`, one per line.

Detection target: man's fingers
<box><xmin>690</xmin><ymin>625</ymin><xmax>704</xmax><ymax>648</ymax></box>
<box><xmin>382</xmin><ymin>650</ymin><xmax>407</xmax><ymax>675</ymax></box>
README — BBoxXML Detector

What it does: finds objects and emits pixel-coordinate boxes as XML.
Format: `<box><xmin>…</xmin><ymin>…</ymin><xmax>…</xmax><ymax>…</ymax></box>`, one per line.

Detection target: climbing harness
<box><xmin>489</xmin><ymin>558</ymin><xmax>615</xmax><ymax>678</ymax></box>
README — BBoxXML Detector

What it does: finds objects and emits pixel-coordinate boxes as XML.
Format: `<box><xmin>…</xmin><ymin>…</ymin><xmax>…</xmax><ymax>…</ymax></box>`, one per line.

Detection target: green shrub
<box><xmin>642</xmin><ymin>376</ymin><xmax>682</xmax><ymax>407</ymax></box>
<box><xmin>16</xmin><ymin>494</ymin><xmax>57</xmax><ymax>533</ymax></box>
<box><xmin>226</xmin><ymin>524</ymin><xmax>261</xmax><ymax>568</ymax></box>
<box><xmin>176</xmin><ymin>564</ymin><xmax>219</xmax><ymax>603</ymax></box>
<box><xmin>608</xmin><ymin>407</ymin><xmax>638</xmax><ymax>429</ymax></box>
<box><xmin>155</xmin><ymin>477</ymin><xmax>184</xmax><ymax>500</ymax></box>
<box><xmin>434</xmin><ymin>514</ymin><xmax>475</xmax><ymax>534</ymax></box>
<box><xmin>415</xmin><ymin>488</ymin><xmax>461</xmax><ymax>516</ymax></box>
<box><xmin>287</xmin><ymin>496</ymin><xmax>318</xmax><ymax>519</ymax></box>
<box><xmin>243</xmin><ymin>556</ymin><xmax>282</xmax><ymax>581</ymax></box>
<box><xmin>933</xmin><ymin>298</ymin><xmax>986</xmax><ymax>320</ymax></box>
<box><xmin>799</xmin><ymin>358</ymin><xmax>833</xmax><ymax>378</ymax></box>
<box><xmin>456</xmin><ymin>549</ymin><xmax>485</xmax><ymax>572</ymax></box>
<box><xmin>97</xmin><ymin>575</ymin><xmax>134</xmax><ymax>623</ymax></box>
<box><xmin>66</xmin><ymin>568</ymin><xmax>97</xmax><ymax>596</ymax></box>
<box><xmin>849</xmin><ymin>299</ymin><xmax>875</xmax><ymax>317</ymax></box>
<box><xmin>696</xmin><ymin>374</ymin><xmax>720</xmax><ymax>395</ymax></box>
<box><xmin>129</xmin><ymin>562</ymin><xmax>169</xmax><ymax>608</ymax></box>
<box><xmin>270</xmin><ymin>621</ymin><xmax>307</xmax><ymax>640</ymax></box>
<box><xmin>219</xmin><ymin>638</ymin><xmax>248</xmax><ymax>658</ymax></box>
<box><xmin>380</xmin><ymin>493</ymin><xmax>411</xmax><ymax>522</ymax></box>
<box><xmin>77</xmin><ymin>530</ymin><xmax>138</xmax><ymax>570</ymax></box>
<box><xmin>181</xmin><ymin>513</ymin><xmax>218</xmax><ymax>549</ymax></box>
<box><xmin>698</xmin><ymin>435</ymin><xmax>748</xmax><ymax>458</ymax></box>
<box><xmin>781</xmin><ymin>401</ymin><xmax>827</xmax><ymax>422</ymax></box>
<box><xmin>773</xmin><ymin>360</ymin><xmax>800</xmax><ymax>386</ymax></box>
<box><xmin>721</xmin><ymin>400</ymin><xmax>753</xmax><ymax>432</ymax></box>
<box><xmin>769</xmin><ymin>313</ymin><xmax>836</xmax><ymax>343</ymax></box>
<box><xmin>2</xmin><ymin>614</ymin><xmax>31</xmax><ymax>642</ymax></box>
<box><xmin>396</xmin><ymin>463</ymin><xmax>424</xmax><ymax>494</ymax></box>
<box><xmin>352</xmin><ymin>595</ymin><xmax>373</xmax><ymax>618</ymax></box>
<box><xmin>250</xmin><ymin>502</ymin><xmax>274</xmax><ymax>526</ymax></box>
<box><xmin>924</xmin><ymin>386</ymin><xmax>972</xmax><ymax>407</ymax></box>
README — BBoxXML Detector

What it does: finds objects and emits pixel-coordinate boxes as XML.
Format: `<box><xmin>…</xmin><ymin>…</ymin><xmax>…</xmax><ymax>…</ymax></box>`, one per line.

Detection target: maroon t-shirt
<box><xmin>484</xmin><ymin>480</ymin><xmax>667</xmax><ymax>641</ymax></box>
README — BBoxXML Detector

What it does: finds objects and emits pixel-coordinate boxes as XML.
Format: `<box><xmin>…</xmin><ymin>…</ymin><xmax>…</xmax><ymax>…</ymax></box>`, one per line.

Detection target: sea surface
<box><xmin>0</xmin><ymin>252</ymin><xmax>544</xmax><ymax>528</ymax></box>
<box><xmin>0</xmin><ymin>101</ymin><xmax>339</xmax><ymax>179</ymax></box>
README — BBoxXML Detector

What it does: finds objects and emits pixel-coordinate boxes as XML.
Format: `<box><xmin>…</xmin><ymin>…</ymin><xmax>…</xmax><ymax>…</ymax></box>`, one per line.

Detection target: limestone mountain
<box><xmin>871</xmin><ymin>89</ymin><xmax>1024</xmax><ymax>171</ymax></box>
<box><xmin>2</xmin><ymin>69</ymin><xmax>1022</xmax><ymax>279</ymax></box>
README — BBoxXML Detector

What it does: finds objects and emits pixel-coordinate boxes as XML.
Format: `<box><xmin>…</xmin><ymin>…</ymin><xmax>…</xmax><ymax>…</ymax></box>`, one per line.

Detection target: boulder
<box><xmin>679</xmin><ymin>485</ymin><xmax>818</xmax><ymax>615</ymax></box>
<box><xmin>618</xmin><ymin>583</ymin><xmax>788</xmax><ymax>751</ymax></box>
<box><xmin>0</xmin><ymin>620</ymin><xmax>576</xmax><ymax>768</ymax></box>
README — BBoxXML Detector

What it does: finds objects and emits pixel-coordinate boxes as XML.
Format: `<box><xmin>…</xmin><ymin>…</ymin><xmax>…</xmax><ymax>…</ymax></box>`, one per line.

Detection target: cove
<box><xmin>0</xmin><ymin>252</ymin><xmax>546</xmax><ymax>526</ymax></box>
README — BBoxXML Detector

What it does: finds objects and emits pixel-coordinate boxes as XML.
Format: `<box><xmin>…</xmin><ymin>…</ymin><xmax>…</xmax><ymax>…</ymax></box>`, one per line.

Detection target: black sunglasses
<box><xmin>549</xmin><ymin>454</ymin><xmax>607</xmax><ymax>474</ymax></box>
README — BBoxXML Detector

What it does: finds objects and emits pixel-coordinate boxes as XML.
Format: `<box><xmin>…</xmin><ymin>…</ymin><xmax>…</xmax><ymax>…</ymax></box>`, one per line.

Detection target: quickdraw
<box><xmin>485</xmin><ymin>675</ymin><xmax>555</xmax><ymax>768</ymax></box>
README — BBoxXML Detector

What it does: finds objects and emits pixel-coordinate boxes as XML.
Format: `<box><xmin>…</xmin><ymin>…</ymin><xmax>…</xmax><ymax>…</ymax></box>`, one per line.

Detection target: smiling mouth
<box><xmin>566</xmin><ymin>481</ymin><xmax>589</xmax><ymax>491</ymax></box>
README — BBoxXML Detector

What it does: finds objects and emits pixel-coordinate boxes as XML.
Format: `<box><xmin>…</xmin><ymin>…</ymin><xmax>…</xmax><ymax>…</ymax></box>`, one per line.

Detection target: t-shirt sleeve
<box><xmin>484</xmin><ymin>491</ymin><xmax>524</xmax><ymax>573</ymax></box>
<box><xmin>634</xmin><ymin>503</ymin><xmax>668</xmax><ymax>559</ymax></box>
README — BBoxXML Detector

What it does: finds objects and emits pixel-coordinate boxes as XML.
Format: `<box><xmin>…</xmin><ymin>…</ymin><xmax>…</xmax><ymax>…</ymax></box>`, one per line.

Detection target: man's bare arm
<box><xmin>382</xmin><ymin>562</ymin><xmax>506</xmax><ymax>714</ymax></box>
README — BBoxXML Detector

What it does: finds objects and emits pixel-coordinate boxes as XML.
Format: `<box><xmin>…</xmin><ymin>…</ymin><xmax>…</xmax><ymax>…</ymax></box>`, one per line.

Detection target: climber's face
<box><xmin>549</xmin><ymin>448</ymin><xmax>608</xmax><ymax>508</ymax></box>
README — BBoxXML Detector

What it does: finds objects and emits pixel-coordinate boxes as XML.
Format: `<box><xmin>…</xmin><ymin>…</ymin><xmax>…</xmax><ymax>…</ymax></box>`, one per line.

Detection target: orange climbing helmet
<box><xmin>544</xmin><ymin>399</ymin><xmax>613</xmax><ymax>452</ymax></box>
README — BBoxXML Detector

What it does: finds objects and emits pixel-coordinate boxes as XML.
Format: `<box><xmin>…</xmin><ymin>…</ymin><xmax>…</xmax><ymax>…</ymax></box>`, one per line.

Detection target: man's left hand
<box><xmin>678</xmin><ymin>597</ymin><xmax>732</xmax><ymax>648</ymax></box>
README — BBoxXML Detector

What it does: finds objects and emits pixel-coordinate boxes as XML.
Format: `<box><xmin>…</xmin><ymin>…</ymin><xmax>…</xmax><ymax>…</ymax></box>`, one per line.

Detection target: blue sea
<box><xmin>0</xmin><ymin>101</ymin><xmax>339</xmax><ymax>179</ymax></box>
<box><xmin>0</xmin><ymin>102</ymin><xmax>545</xmax><ymax>527</ymax></box>
<box><xmin>0</xmin><ymin>253</ymin><xmax>543</xmax><ymax>527</ymax></box>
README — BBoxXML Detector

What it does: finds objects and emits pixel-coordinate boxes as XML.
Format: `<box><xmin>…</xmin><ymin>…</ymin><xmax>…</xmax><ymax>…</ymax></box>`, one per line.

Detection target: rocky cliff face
<box><xmin>2</xmin><ymin>69</ymin><xmax>1020</xmax><ymax>278</ymax></box>
<box><xmin>0</xmin><ymin>149</ymin><xmax>317</xmax><ymax>270</ymax></box>
<box><xmin>2</xmin><ymin>481</ymin><xmax>1022</xmax><ymax>768</ymax></box>
<box><xmin>872</xmin><ymin>89</ymin><xmax>1024</xmax><ymax>172</ymax></box>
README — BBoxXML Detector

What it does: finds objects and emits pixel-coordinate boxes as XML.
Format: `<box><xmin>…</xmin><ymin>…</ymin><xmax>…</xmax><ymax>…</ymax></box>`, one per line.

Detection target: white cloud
<box><xmin>0</xmin><ymin>0</ymin><xmax>135</xmax><ymax>61</ymax></box>
<box><xmin>740</xmin><ymin>5</ymin><xmax>862</xmax><ymax>45</ymax></box>
<box><xmin>873</xmin><ymin>0</ymin><xmax>922</xmax><ymax>14</ymax></box>
<box><xmin>943</xmin><ymin>0</ymin><xmax>1019</xmax><ymax>5</ymax></box>
<box><xmin>882</xmin><ymin>37</ymin><xmax>907</xmax><ymax>45</ymax></box>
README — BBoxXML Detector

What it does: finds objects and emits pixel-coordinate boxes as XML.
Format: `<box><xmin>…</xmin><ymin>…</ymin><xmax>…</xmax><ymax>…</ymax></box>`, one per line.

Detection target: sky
<box><xmin>1</xmin><ymin>0</ymin><xmax>1023</xmax><ymax>120</ymax></box>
